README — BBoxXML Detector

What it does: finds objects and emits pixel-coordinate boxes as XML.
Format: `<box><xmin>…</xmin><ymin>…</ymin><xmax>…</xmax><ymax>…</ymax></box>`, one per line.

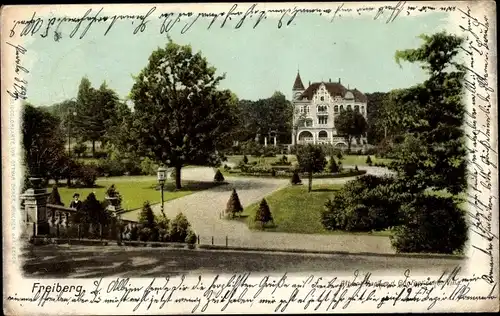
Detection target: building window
<box><xmin>361</xmin><ymin>106</ymin><xmax>364</xmax><ymax>113</ymax></box>
<box><xmin>340</xmin><ymin>105</ymin><xmax>344</xmax><ymax>111</ymax></box>
<box><xmin>305</xmin><ymin>119</ymin><xmax>313</xmax><ymax>127</ymax></box>
<box><xmin>320</xmin><ymin>96</ymin><xmax>324</xmax><ymax>101</ymax></box>
<box><xmin>354</xmin><ymin>105</ymin><xmax>360</xmax><ymax>112</ymax></box>
<box><xmin>318</xmin><ymin>105</ymin><xmax>327</xmax><ymax>112</ymax></box>
<box><xmin>318</xmin><ymin>117</ymin><xmax>328</xmax><ymax>125</ymax></box>
<box><xmin>334</xmin><ymin>105</ymin><xmax>339</xmax><ymax>113</ymax></box>
<box><xmin>347</xmin><ymin>104</ymin><xmax>352</xmax><ymax>111</ymax></box>
<box><xmin>300</xmin><ymin>106</ymin><xmax>310</xmax><ymax>114</ymax></box>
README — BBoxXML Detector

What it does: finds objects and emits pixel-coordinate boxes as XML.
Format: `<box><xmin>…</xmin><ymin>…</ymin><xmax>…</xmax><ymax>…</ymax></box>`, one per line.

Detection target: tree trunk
<box><xmin>308</xmin><ymin>172</ymin><xmax>312</xmax><ymax>192</ymax></box>
<box><xmin>175</xmin><ymin>165</ymin><xmax>182</xmax><ymax>190</ymax></box>
<box><xmin>92</xmin><ymin>141</ymin><xmax>96</xmax><ymax>157</ymax></box>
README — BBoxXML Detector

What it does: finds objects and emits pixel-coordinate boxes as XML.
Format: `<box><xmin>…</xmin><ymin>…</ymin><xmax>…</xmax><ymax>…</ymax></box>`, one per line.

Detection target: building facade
<box><xmin>291</xmin><ymin>72</ymin><xmax>368</xmax><ymax>147</ymax></box>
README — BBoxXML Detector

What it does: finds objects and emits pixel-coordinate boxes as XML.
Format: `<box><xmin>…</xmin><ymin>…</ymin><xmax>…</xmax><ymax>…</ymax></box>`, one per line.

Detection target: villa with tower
<box><xmin>291</xmin><ymin>72</ymin><xmax>368</xmax><ymax>148</ymax></box>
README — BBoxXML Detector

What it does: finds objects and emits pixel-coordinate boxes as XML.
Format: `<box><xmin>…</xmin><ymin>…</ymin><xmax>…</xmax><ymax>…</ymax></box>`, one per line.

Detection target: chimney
<box><xmin>329</xmin><ymin>78</ymin><xmax>331</xmax><ymax>83</ymax></box>
<box><xmin>308</xmin><ymin>81</ymin><xmax>311</xmax><ymax>86</ymax></box>
<box><xmin>338</xmin><ymin>78</ymin><xmax>341</xmax><ymax>84</ymax></box>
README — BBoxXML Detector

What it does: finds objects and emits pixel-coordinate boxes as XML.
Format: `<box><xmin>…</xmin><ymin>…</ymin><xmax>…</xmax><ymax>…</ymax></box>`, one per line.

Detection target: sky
<box><xmin>21</xmin><ymin>7</ymin><xmax>450</xmax><ymax>107</ymax></box>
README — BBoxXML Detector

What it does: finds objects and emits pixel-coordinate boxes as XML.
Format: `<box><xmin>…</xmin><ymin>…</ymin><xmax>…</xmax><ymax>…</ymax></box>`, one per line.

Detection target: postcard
<box><xmin>2</xmin><ymin>1</ymin><xmax>498</xmax><ymax>314</ymax></box>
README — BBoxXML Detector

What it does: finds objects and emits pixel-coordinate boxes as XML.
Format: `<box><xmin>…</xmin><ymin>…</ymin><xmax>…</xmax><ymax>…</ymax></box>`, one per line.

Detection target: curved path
<box><xmin>121</xmin><ymin>166</ymin><xmax>395</xmax><ymax>254</ymax></box>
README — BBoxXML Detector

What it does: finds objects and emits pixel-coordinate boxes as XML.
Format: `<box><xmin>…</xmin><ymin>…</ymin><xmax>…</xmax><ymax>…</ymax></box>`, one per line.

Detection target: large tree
<box><xmin>334</xmin><ymin>108</ymin><xmax>367</xmax><ymax>153</ymax></box>
<box><xmin>22</xmin><ymin>103</ymin><xmax>68</xmax><ymax>186</ymax></box>
<box><xmin>74</xmin><ymin>78</ymin><xmax>119</xmax><ymax>156</ymax></box>
<box><xmin>234</xmin><ymin>92</ymin><xmax>293</xmax><ymax>144</ymax></box>
<box><xmin>390</xmin><ymin>32</ymin><xmax>466</xmax><ymax>195</ymax></box>
<box><xmin>130</xmin><ymin>38</ymin><xmax>238</xmax><ymax>189</ymax></box>
<box><xmin>388</xmin><ymin>32</ymin><xmax>468</xmax><ymax>254</ymax></box>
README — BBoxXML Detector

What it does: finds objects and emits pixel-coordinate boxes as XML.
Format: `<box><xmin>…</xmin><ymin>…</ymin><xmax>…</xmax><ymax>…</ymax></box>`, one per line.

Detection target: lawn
<box><xmin>241</xmin><ymin>184</ymin><xmax>392</xmax><ymax>236</ymax></box>
<box><xmin>52</xmin><ymin>178</ymin><xmax>221</xmax><ymax>211</ymax></box>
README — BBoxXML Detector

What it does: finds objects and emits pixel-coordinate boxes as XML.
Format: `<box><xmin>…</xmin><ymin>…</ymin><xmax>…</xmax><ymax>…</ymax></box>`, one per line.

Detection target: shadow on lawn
<box><xmin>311</xmin><ymin>188</ymin><xmax>340</xmax><ymax>192</ymax></box>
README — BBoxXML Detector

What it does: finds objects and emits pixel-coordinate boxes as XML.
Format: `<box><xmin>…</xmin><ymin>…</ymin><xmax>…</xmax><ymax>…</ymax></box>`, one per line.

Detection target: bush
<box><xmin>390</xmin><ymin>195</ymin><xmax>468</xmax><ymax>254</ymax></box>
<box><xmin>74</xmin><ymin>163</ymin><xmax>99</xmax><ymax>187</ymax></box>
<box><xmin>185</xmin><ymin>229</ymin><xmax>197</xmax><ymax>244</ymax></box>
<box><xmin>93</xmin><ymin>151</ymin><xmax>108</xmax><ymax>159</ymax></box>
<box><xmin>169</xmin><ymin>212</ymin><xmax>191</xmax><ymax>242</ymax></box>
<box><xmin>214</xmin><ymin>169</ymin><xmax>225</xmax><ymax>182</ymax></box>
<box><xmin>122</xmin><ymin>158</ymin><xmax>142</xmax><ymax>176</ymax></box>
<box><xmin>48</xmin><ymin>185</ymin><xmax>64</xmax><ymax>206</ymax></box>
<box><xmin>139</xmin><ymin>201</ymin><xmax>156</xmax><ymax>228</ymax></box>
<box><xmin>366</xmin><ymin>156</ymin><xmax>373</xmax><ymax>166</ymax></box>
<box><xmin>322</xmin><ymin>175</ymin><xmax>401</xmax><ymax>232</ymax></box>
<box><xmin>243</xmin><ymin>155</ymin><xmax>249</xmax><ymax>164</ymax></box>
<box><xmin>355</xmin><ymin>165</ymin><xmax>359</xmax><ymax>171</ymax></box>
<box><xmin>336</xmin><ymin>151</ymin><xmax>343</xmax><ymax>160</ymax></box>
<box><xmin>74</xmin><ymin>192</ymin><xmax>110</xmax><ymax>226</ymax></box>
<box><xmin>98</xmin><ymin>159</ymin><xmax>125</xmax><ymax>177</ymax></box>
<box><xmin>140</xmin><ymin>157</ymin><xmax>159</xmax><ymax>176</ymax></box>
<box><xmin>225</xmin><ymin>189</ymin><xmax>243</xmax><ymax>218</ymax></box>
<box><xmin>255</xmin><ymin>198</ymin><xmax>273</xmax><ymax>225</ymax></box>
<box><xmin>130</xmin><ymin>225</ymin><xmax>139</xmax><ymax>241</ymax></box>
<box><xmin>291</xmin><ymin>170</ymin><xmax>302</xmax><ymax>185</ymax></box>
<box><xmin>73</xmin><ymin>143</ymin><xmax>87</xmax><ymax>158</ymax></box>
<box><xmin>158</xmin><ymin>228</ymin><xmax>169</xmax><ymax>242</ymax></box>
<box><xmin>262</xmin><ymin>146</ymin><xmax>277</xmax><ymax>157</ymax></box>
<box><xmin>138</xmin><ymin>227</ymin><xmax>152</xmax><ymax>242</ymax></box>
<box><xmin>223</xmin><ymin>164</ymin><xmax>231</xmax><ymax>171</ymax></box>
<box><xmin>328</xmin><ymin>157</ymin><xmax>339</xmax><ymax>173</ymax></box>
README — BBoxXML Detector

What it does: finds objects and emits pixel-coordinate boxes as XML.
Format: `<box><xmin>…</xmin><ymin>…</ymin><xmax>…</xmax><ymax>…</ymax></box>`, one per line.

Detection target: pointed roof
<box><xmin>299</xmin><ymin>82</ymin><xmax>367</xmax><ymax>102</ymax></box>
<box><xmin>292</xmin><ymin>72</ymin><xmax>305</xmax><ymax>91</ymax></box>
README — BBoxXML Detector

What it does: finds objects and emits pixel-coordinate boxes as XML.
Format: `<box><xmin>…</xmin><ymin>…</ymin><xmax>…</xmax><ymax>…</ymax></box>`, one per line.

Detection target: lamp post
<box><xmin>157</xmin><ymin>166</ymin><xmax>167</xmax><ymax>218</ymax></box>
<box><xmin>67</xmin><ymin>101</ymin><xmax>77</xmax><ymax>187</ymax></box>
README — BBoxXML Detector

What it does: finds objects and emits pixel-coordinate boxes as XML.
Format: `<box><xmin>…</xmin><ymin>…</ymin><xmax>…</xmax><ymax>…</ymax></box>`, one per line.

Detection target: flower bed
<box><xmin>228</xmin><ymin>169</ymin><xmax>367</xmax><ymax>178</ymax></box>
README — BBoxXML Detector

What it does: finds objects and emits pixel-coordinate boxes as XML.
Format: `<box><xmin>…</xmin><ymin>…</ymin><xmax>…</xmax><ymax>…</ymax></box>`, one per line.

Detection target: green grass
<box><xmin>241</xmin><ymin>184</ymin><xmax>392</xmax><ymax>236</ymax></box>
<box><xmin>52</xmin><ymin>178</ymin><xmax>221</xmax><ymax>211</ymax></box>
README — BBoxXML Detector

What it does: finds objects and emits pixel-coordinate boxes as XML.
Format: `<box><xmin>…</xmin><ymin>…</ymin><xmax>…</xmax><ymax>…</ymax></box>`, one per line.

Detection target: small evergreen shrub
<box><xmin>225</xmin><ymin>189</ymin><xmax>243</xmax><ymax>218</ymax></box>
<box><xmin>170</xmin><ymin>212</ymin><xmax>190</xmax><ymax>242</ymax></box>
<box><xmin>185</xmin><ymin>229</ymin><xmax>197</xmax><ymax>244</ymax></box>
<box><xmin>214</xmin><ymin>169</ymin><xmax>225</xmax><ymax>182</ymax></box>
<box><xmin>255</xmin><ymin>198</ymin><xmax>273</xmax><ymax>227</ymax></box>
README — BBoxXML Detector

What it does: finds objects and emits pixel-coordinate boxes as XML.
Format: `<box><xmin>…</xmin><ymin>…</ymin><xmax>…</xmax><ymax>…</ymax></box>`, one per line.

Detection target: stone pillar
<box><xmin>20</xmin><ymin>178</ymin><xmax>51</xmax><ymax>236</ymax></box>
<box><xmin>264</xmin><ymin>137</ymin><xmax>267</xmax><ymax>147</ymax></box>
<box><xmin>273</xmin><ymin>136</ymin><xmax>277</xmax><ymax>146</ymax></box>
<box><xmin>292</xmin><ymin>131</ymin><xmax>296</xmax><ymax>146</ymax></box>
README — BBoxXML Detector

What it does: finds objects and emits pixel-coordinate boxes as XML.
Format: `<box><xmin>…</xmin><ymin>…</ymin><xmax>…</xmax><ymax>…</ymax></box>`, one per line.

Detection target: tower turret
<box><xmin>292</xmin><ymin>71</ymin><xmax>305</xmax><ymax>100</ymax></box>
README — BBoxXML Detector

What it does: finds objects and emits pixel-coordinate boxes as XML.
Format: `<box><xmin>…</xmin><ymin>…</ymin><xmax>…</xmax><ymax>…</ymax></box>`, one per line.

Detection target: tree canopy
<box><xmin>334</xmin><ymin>108</ymin><xmax>367</xmax><ymax>152</ymax></box>
<box><xmin>129</xmin><ymin>38</ymin><xmax>238</xmax><ymax>189</ymax></box>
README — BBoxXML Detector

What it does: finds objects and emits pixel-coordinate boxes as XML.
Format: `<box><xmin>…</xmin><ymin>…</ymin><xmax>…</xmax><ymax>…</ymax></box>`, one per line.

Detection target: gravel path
<box><xmin>121</xmin><ymin>166</ymin><xmax>395</xmax><ymax>254</ymax></box>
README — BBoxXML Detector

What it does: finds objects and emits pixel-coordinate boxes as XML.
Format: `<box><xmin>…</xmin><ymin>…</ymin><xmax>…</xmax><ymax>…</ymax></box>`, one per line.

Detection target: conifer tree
<box><xmin>214</xmin><ymin>169</ymin><xmax>225</xmax><ymax>182</ymax></box>
<box><xmin>255</xmin><ymin>198</ymin><xmax>273</xmax><ymax>225</ymax></box>
<box><xmin>328</xmin><ymin>156</ymin><xmax>339</xmax><ymax>173</ymax></box>
<box><xmin>139</xmin><ymin>201</ymin><xmax>156</xmax><ymax>228</ymax></box>
<box><xmin>226</xmin><ymin>189</ymin><xmax>243</xmax><ymax>218</ymax></box>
